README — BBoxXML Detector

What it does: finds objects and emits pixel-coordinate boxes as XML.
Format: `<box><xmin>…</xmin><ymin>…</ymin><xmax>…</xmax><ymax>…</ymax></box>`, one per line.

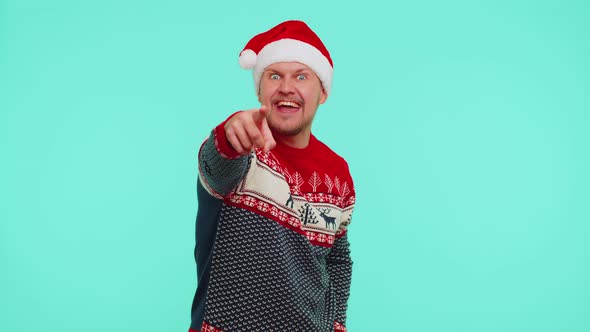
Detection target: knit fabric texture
<box><xmin>189</xmin><ymin>115</ymin><xmax>355</xmax><ymax>332</ymax></box>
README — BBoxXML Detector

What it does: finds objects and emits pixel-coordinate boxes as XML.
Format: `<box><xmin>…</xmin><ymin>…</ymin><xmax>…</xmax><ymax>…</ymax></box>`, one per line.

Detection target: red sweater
<box><xmin>190</xmin><ymin>113</ymin><xmax>355</xmax><ymax>332</ymax></box>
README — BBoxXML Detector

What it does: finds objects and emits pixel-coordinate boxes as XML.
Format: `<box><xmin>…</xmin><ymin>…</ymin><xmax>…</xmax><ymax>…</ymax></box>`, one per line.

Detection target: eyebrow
<box><xmin>264</xmin><ymin>68</ymin><xmax>312</xmax><ymax>75</ymax></box>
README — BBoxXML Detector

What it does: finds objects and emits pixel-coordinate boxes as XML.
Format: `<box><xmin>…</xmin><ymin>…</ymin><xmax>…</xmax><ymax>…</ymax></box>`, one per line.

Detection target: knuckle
<box><xmin>250</xmin><ymin>132</ymin><xmax>261</xmax><ymax>141</ymax></box>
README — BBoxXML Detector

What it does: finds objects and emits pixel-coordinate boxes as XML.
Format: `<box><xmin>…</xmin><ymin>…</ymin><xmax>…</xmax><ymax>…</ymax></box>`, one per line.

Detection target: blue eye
<box><xmin>270</xmin><ymin>74</ymin><xmax>280</xmax><ymax>80</ymax></box>
<box><xmin>297</xmin><ymin>74</ymin><xmax>306</xmax><ymax>80</ymax></box>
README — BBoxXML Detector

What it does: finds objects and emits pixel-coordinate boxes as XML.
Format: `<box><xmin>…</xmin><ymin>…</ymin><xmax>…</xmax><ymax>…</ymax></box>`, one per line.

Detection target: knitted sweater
<box><xmin>189</xmin><ymin>114</ymin><xmax>356</xmax><ymax>332</ymax></box>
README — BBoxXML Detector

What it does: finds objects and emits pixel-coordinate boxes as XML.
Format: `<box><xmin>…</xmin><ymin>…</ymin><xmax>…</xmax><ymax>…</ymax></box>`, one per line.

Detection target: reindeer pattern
<box><xmin>280</xmin><ymin>168</ymin><xmax>352</xmax><ymax>234</ymax></box>
<box><xmin>318</xmin><ymin>208</ymin><xmax>337</xmax><ymax>230</ymax></box>
<box><xmin>233</xmin><ymin>150</ymin><xmax>353</xmax><ymax>236</ymax></box>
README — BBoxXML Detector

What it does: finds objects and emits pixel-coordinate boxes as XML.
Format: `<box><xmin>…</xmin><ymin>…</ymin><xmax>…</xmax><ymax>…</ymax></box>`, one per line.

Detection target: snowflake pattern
<box><xmin>227</xmin><ymin>192</ymin><xmax>334</xmax><ymax>245</ymax></box>
<box><xmin>334</xmin><ymin>321</ymin><xmax>347</xmax><ymax>331</ymax></box>
<box><xmin>200</xmin><ymin>322</ymin><xmax>223</xmax><ymax>332</ymax></box>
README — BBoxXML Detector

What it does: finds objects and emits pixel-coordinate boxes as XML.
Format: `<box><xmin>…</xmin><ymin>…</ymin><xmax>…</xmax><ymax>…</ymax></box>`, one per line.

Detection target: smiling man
<box><xmin>189</xmin><ymin>20</ymin><xmax>356</xmax><ymax>332</ymax></box>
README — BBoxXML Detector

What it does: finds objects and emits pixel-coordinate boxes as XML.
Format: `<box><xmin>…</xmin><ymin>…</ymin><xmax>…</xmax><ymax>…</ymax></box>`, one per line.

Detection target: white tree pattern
<box><xmin>293</xmin><ymin>172</ymin><xmax>304</xmax><ymax>193</ymax></box>
<box><xmin>334</xmin><ymin>176</ymin><xmax>341</xmax><ymax>195</ymax></box>
<box><xmin>324</xmin><ymin>174</ymin><xmax>334</xmax><ymax>193</ymax></box>
<box><xmin>308</xmin><ymin>171</ymin><xmax>322</xmax><ymax>192</ymax></box>
<box><xmin>282</xmin><ymin>166</ymin><xmax>292</xmax><ymax>184</ymax></box>
<box><xmin>340</xmin><ymin>181</ymin><xmax>350</xmax><ymax>198</ymax></box>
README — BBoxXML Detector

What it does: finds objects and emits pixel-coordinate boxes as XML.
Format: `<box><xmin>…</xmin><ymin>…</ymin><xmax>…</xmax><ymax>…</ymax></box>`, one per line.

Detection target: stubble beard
<box><xmin>264</xmin><ymin>94</ymin><xmax>321</xmax><ymax>138</ymax></box>
<box><xmin>268</xmin><ymin>117</ymin><xmax>308</xmax><ymax>137</ymax></box>
<box><xmin>267</xmin><ymin>107</ymin><xmax>314</xmax><ymax>137</ymax></box>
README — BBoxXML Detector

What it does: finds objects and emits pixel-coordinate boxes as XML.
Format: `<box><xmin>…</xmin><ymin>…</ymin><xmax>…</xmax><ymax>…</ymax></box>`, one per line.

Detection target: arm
<box><xmin>327</xmin><ymin>174</ymin><xmax>355</xmax><ymax>331</ymax></box>
<box><xmin>198</xmin><ymin>107</ymin><xmax>276</xmax><ymax>198</ymax></box>
<box><xmin>326</xmin><ymin>232</ymin><xmax>353</xmax><ymax>331</ymax></box>
<box><xmin>198</xmin><ymin>117</ymin><xmax>250</xmax><ymax>198</ymax></box>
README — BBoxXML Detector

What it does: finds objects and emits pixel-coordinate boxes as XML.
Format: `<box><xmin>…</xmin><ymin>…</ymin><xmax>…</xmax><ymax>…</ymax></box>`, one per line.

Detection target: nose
<box><xmin>278</xmin><ymin>77</ymin><xmax>295</xmax><ymax>94</ymax></box>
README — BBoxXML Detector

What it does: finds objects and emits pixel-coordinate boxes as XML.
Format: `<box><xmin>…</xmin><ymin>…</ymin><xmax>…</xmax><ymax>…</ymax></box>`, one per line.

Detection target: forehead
<box><xmin>264</xmin><ymin>61</ymin><xmax>313</xmax><ymax>73</ymax></box>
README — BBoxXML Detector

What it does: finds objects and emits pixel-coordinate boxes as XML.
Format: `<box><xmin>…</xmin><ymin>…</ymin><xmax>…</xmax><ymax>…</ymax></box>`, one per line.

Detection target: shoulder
<box><xmin>312</xmin><ymin>135</ymin><xmax>353</xmax><ymax>177</ymax></box>
<box><xmin>312</xmin><ymin>135</ymin><xmax>357</xmax><ymax>208</ymax></box>
<box><xmin>313</xmin><ymin>135</ymin><xmax>347</xmax><ymax>159</ymax></box>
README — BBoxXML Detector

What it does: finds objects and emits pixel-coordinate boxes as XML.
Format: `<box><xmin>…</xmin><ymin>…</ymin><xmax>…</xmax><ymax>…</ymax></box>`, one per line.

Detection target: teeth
<box><xmin>277</xmin><ymin>101</ymin><xmax>300</xmax><ymax>107</ymax></box>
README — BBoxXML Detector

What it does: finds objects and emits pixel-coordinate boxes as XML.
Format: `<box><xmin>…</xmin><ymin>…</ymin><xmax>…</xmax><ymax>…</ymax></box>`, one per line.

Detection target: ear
<box><xmin>257</xmin><ymin>81</ymin><xmax>263</xmax><ymax>102</ymax></box>
<box><xmin>319</xmin><ymin>88</ymin><xmax>328</xmax><ymax>104</ymax></box>
<box><xmin>257</xmin><ymin>84</ymin><xmax>263</xmax><ymax>103</ymax></box>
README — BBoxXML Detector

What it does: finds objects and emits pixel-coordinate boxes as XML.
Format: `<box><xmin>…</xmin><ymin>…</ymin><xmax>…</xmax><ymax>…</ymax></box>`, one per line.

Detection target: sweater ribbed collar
<box><xmin>273</xmin><ymin>134</ymin><xmax>319</xmax><ymax>159</ymax></box>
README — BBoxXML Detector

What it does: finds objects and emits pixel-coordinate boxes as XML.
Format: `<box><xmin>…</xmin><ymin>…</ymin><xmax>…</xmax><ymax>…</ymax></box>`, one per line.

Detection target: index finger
<box><xmin>260</xmin><ymin>117</ymin><xmax>276</xmax><ymax>153</ymax></box>
<box><xmin>251</xmin><ymin>105</ymin><xmax>269</xmax><ymax>124</ymax></box>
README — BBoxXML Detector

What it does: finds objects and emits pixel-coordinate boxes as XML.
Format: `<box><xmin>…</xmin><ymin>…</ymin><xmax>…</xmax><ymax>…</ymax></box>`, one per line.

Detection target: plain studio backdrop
<box><xmin>1</xmin><ymin>0</ymin><xmax>589</xmax><ymax>331</ymax></box>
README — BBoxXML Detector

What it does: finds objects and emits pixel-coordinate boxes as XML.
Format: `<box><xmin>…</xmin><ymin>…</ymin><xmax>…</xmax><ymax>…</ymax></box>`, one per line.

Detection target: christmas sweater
<box><xmin>189</xmin><ymin>114</ymin><xmax>356</xmax><ymax>332</ymax></box>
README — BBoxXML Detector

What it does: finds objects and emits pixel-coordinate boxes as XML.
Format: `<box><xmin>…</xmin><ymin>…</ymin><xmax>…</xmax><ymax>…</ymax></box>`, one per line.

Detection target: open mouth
<box><xmin>274</xmin><ymin>100</ymin><xmax>302</xmax><ymax>113</ymax></box>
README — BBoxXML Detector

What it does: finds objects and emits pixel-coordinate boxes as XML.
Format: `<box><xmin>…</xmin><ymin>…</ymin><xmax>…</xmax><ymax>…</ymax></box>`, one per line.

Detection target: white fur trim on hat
<box><xmin>239</xmin><ymin>49</ymin><xmax>257</xmax><ymax>69</ymax></box>
<box><xmin>252</xmin><ymin>38</ymin><xmax>333</xmax><ymax>95</ymax></box>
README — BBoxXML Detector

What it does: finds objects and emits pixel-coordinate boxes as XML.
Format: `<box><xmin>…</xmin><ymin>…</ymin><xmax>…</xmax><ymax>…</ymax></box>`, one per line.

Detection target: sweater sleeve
<box><xmin>198</xmin><ymin>112</ymin><xmax>250</xmax><ymax>198</ymax></box>
<box><xmin>328</xmin><ymin>166</ymin><xmax>355</xmax><ymax>331</ymax></box>
<box><xmin>327</xmin><ymin>232</ymin><xmax>353</xmax><ymax>331</ymax></box>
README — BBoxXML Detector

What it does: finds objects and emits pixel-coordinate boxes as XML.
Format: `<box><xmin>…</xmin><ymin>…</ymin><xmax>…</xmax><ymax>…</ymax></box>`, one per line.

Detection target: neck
<box><xmin>274</xmin><ymin>130</ymin><xmax>311</xmax><ymax>149</ymax></box>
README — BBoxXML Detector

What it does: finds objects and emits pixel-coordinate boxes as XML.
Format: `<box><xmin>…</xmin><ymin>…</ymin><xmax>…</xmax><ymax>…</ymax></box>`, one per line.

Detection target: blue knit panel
<box><xmin>203</xmin><ymin>205</ymin><xmax>337</xmax><ymax>331</ymax></box>
<box><xmin>326</xmin><ymin>233</ymin><xmax>353</xmax><ymax>324</ymax></box>
<box><xmin>199</xmin><ymin>131</ymin><xmax>250</xmax><ymax>197</ymax></box>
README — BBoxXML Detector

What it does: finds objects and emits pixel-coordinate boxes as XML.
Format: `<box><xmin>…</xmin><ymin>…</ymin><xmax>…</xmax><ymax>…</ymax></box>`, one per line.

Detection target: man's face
<box><xmin>258</xmin><ymin>62</ymin><xmax>327</xmax><ymax>139</ymax></box>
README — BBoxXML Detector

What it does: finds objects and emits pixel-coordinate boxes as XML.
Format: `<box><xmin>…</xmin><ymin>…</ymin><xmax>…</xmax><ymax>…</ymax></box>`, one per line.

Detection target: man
<box><xmin>189</xmin><ymin>20</ymin><xmax>356</xmax><ymax>332</ymax></box>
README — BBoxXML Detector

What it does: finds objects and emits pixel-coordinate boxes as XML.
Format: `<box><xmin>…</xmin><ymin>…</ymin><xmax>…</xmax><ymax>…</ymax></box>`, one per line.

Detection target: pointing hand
<box><xmin>224</xmin><ymin>105</ymin><xmax>277</xmax><ymax>155</ymax></box>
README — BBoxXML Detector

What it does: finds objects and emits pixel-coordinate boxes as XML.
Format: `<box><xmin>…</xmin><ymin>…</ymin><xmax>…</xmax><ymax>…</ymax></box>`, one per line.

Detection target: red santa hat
<box><xmin>239</xmin><ymin>20</ymin><xmax>334</xmax><ymax>96</ymax></box>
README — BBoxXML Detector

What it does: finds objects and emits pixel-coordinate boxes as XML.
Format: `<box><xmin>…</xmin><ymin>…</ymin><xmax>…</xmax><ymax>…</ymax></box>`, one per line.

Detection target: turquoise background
<box><xmin>1</xmin><ymin>0</ymin><xmax>589</xmax><ymax>331</ymax></box>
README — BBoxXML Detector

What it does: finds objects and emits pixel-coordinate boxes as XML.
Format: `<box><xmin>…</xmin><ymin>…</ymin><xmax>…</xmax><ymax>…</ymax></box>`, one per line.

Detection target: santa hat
<box><xmin>239</xmin><ymin>20</ymin><xmax>334</xmax><ymax>96</ymax></box>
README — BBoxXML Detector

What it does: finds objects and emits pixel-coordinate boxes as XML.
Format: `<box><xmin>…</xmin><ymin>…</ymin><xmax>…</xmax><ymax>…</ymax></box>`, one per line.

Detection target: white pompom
<box><xmin>239</xmin><ymin>49</ymin><xmax>257</xmax><ymax>69</ymax></box>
